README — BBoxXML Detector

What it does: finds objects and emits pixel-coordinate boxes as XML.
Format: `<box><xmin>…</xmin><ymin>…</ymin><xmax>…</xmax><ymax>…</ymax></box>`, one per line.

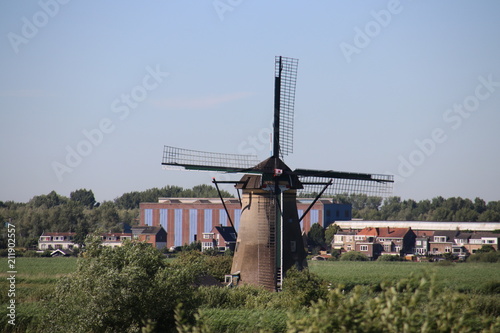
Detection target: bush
<box><xmin>22</xmin><ymin>250</ymin><xmax>40</xmax><ymax>257</ymax></box>
<box><xmin>468</xmin><ymin>251</ymin><xmax>500</xmax><ymax>263</ymax></box>
<box><xmin>480</xmin><ymin>281</ymin><xmax>500</xmax><ymax>295</ymax></box>
<box><xmin>286</xmin><ymin>272</ymin><xmax>500</xmax><ymax>333</ymax></box>
<box><xmin>282</xmin><ymin>267</ymin><xmax>328</xmax><ymax>308</ymax></box>
<box><xmin>377</xmin><ymin>254</ymin><xmax>404</xmax><ymax>261</ymax></box>
<box><xmin>45</xmin><ymin>241</ymin><xmax>198</xmax><ymax>333</ymax></box>
<box><xmin>340</xmin><ymin>251</ymin><xmax>369</xmax><ymax>261</ymax></box>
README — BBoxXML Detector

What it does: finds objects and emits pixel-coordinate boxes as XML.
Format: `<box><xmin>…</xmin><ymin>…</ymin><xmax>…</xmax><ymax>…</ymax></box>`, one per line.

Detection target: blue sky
<box><xmin>1</xmin><ymin>0</ymin><xmax>500</xmax><ymax>203</ymax></box>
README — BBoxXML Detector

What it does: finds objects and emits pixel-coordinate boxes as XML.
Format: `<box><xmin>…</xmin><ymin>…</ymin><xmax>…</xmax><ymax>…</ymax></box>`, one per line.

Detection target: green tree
<box><xmin>70</xmin><ymin>188</ymin><xmax>97</xmax><ymax>209</ymax></box>
<box><xmin>453</xmin><ymin>207</ymin><xmax>479</xmax><ymax>222</ymax></box>
<box><xmin>47</xmin><ymin>240</ymin><xmax>197</xmax><ymax>332</ymax></box>
<box><xmin>479</xmin><ymin>210</ymin><xmax>500</xmax><ymax>222</ymax></box>
<box><xmin>307</xmin><ymin>223</ymin><xmax>325</xmax><ymax>248</ymax></box>
<box><xmin>29</xmin><ymin>190</ymin><xmax>67</xmax><ymax>208</ymax></box>
<box><xmin>324</xmin><ymin>223</ymin><xmax>340</xmax><ymax>246</ymax></box>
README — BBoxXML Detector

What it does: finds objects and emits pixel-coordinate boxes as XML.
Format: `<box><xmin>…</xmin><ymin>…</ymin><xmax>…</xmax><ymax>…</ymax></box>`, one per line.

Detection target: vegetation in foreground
<box><xmin>1</xmin><ymin>244</ymin><xmax>499</xmax><ymax>332</ymax></box>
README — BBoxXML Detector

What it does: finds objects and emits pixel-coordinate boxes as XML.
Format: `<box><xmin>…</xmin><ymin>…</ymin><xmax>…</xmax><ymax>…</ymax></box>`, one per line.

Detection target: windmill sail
<box><xmin>162</xmin><ymin>145</ymin><xmax>259</xmax><ymax>173</ymax></box>
<box><xmin>274</xmin><ymin>56</ymin><xmax>298</xmax><ymax>159</ymax></box>
<box><xmin>294</xmin><ymin>168</ymin><xmax>394</xmax><ymax>197</ymax></box>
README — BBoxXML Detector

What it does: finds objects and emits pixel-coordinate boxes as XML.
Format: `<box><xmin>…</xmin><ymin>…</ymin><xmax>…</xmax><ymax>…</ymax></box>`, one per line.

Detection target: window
<box><xmin>416</xmin><ymin>240</ymin><xmax>422</xmax><ymax>246</ymax></box>
<box><xmin>290</xmin><ymin>241</ymin><xmax>296</xmax><ymax>252</ymax></box>
<box><xmin>203</xmin><ymin>234</ymin><xmax>211</xmax><ymax>239</ymax></box>
<box><xmin>434</xmin><ymin>236</ymin><xmax>446</xmax><ymax>242</ymax></box>
<box><xmin>445</xmin><ymin>247</ymin><xmax>451</xmax><ymax>253</ymax></box>
<box><xmin>360</xmin><ymin>245</ymin><xmax>368</xmax><ymax>251</ymax></box>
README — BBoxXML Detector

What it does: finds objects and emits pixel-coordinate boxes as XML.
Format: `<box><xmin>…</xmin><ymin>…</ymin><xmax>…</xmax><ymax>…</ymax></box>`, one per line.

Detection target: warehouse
<box><xmin>139</xmin><ymin>198</ymin><xmax>352</xmax><ymax>247</ymax></box>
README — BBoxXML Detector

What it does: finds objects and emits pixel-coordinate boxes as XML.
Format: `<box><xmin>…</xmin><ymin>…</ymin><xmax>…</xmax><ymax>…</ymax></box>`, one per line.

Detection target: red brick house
<box><xmin>131</xmin><ymin>226</ymin><xmax>167</xmax><ymax>250</ymax></box>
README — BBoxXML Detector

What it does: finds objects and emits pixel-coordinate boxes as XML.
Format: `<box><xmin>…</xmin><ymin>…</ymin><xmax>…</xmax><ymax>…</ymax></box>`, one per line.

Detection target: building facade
<box><xmin>139</xmin><ymin>198</ymin><xmax>352</xmax><ymax>248</ymax></box>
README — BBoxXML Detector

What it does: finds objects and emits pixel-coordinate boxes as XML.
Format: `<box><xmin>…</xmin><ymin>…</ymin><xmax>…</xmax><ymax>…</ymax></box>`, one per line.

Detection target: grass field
<box><xmin>308</xmin><ymin>260</ymin><xmax>500</xmax><ymax>293</ymax></box>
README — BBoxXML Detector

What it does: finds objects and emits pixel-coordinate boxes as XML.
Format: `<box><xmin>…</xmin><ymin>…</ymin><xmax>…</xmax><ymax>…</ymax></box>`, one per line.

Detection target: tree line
<box><xmin>0</xmin><ymin>185</ymin><xmax>232</xmax><ymax>249</ymax></box>
<box><xmin>1</xmin><ymin>186</ymin><xmax>499</xmax><ymax>249</ymax></box>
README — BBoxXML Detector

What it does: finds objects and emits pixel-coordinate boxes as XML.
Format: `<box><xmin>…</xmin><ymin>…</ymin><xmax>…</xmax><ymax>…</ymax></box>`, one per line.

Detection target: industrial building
<box><xmin>139</xmin><ymin>198</ymin><xmax>352</xmax><ymax>248</ymax></box>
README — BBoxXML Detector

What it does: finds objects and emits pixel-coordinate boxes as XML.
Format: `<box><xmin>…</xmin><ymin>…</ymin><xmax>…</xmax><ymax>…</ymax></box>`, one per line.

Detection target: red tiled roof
<box><xmin>378</xmin><ymin>227</ymin><xmax>411</xmax><ymax>238</ymax></box>
<box><xmin>357</xmin><ymin>227</ymin><xmax>378</xmax><ymax>236</ymax></box>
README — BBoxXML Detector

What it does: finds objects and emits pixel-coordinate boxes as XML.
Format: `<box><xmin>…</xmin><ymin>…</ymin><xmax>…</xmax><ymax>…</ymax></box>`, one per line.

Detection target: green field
<box><xmin>309</xmin><ymin>260</ymin><xmax>500</xmax><ymax>293</ymax></box>
<box><xmin>2</xmin><ymin>257</ymin><xmax>500</xmax><ymax>301</ymax></box>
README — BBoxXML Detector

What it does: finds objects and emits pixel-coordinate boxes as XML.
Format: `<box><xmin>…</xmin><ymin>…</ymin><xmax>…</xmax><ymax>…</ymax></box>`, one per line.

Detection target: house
<box><xmin>466</xmin><ymin>232</ymin><xmax>500</xmax><ymax>253</ymax></box>
<box><xmin>332</xmin><ymin>230</ymin><xmax>356</xmax><ymax>251</ymax></box>
<box><xmin>101</xmin><ymin>233</ymin><xmax>132</xmax><ymax>248</ymax></box>
<box><xmin>131</xmin><ymin>225</ymin><xmax>167</xmax><ymax>250</ymax></box>
<box><xmin>414</xmin><ymin>231</ymin><xmax>434</xmax><ymax>256</ymax></box>
<box><xmin>353</xmin><ymin>227</ymin><xmax>379</xmax><ymax>259</ymax></box>
<box><xmin>38</xmin><ymin>232</ymin><xmax>79</xmax><ymax>251</ymax></box>
<box><xmin>376</xmin><ymin>227</ymin><xmax>416</xmax><ymax>256</ymax></box>
<box><xmin>429</xmin><ymin>230</ymin><xmax>457</xmax><ymax>255</ymax></box>
<box><xmin>201</xmin><ymin>226</ymin><xmax>237</xmax><ymax>252</ymax></box>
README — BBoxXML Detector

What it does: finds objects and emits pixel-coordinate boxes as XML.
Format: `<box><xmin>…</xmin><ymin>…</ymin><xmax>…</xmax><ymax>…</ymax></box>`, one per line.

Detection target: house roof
<box><xmin>470</xmin><ymin>231</ymin><xmax>499</xmax><ymax>239</ymax></box>
<box><xmin>41</xmin><ymin>232</ymin><xmax>76</xmax><ymax>237</ymax></box>
<box><xmin>336</xmin><ymin>230</ymin><xmax>357</xmax><ymax>235</ymax></box>
<box><xmin>377</xmin><ymin>227</ymin><xmax>412</xmax><ymax>238</ymax></box>
<box><xmin>455</xmin><ymin>232</ymin><xmax>473</xmax><ymax>239</ymax></box>
<box><xmin>132</xmin><ymin>226</ymin><xmax>165</xmax><ymax>235</ymax></box>
<box><xmin>357</xmin><ymin>227</ymin><xmax>378</xmax><ymax>237</ymax></box>
<box><xmin>102</xmin><ymin>233</ymin><xmax>132</xmax><ymax>237</ymax></box>
<box><xmin>214</xmin><ymin>226</ymin><xmax>237</xmax><ymax>242</ymax></box>
<box><xmin>414</xmin><ymin>230</ymin><xmax>434</xmax><ymax>237</ymax></box>
<box><xmin>432</xmin><ymin>230</ymin><xmax>458</xmax><ymax>240</ymax></box>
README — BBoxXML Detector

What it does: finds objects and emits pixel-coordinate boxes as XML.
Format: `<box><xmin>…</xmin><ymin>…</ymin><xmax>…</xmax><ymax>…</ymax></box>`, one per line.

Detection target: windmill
<box><xmin>162</xmin><ymin>56</ymin><xmax>394</xmax><ymax>291</ymax></box>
